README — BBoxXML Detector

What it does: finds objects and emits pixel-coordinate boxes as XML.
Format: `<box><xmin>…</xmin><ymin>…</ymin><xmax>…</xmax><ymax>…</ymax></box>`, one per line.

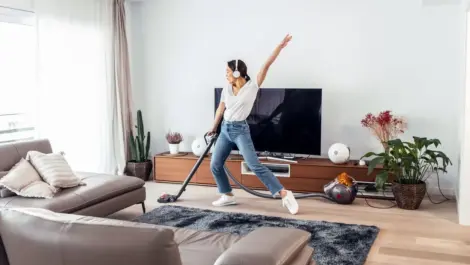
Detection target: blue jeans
<box><xmin>210</xmin><ymin>120</ymin><xmax>284</xmax><ymax>196</ymax></box>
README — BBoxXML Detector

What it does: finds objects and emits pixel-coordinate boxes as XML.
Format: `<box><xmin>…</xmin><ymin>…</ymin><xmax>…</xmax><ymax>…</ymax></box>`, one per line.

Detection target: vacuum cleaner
<box><xmin>157</xmin><ymin>133</ymin><xmax>358</xmax><ymax>205</ymax></box>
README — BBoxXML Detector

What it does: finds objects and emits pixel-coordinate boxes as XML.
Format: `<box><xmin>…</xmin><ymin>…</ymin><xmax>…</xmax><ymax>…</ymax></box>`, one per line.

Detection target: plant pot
<box><xmin>169</xmin><ymin>144</ymin><xmax>180</xmax><ymax>154</ymax></box>
<box><xmin>391</xmin><ymin>181</ymin><xmax>426</xmax><ymax>210</ymax></box>
<box><xmin>125</xmin><ymin>160</ymin><xmax>152</xmax><ymax>181</ymax></box>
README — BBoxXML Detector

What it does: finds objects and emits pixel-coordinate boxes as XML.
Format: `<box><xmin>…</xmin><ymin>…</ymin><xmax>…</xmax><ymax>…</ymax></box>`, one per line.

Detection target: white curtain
<box><xmin>35</xmin><ymin>0</ymin><xmax>125</xmax><ymax>174</ymax></box>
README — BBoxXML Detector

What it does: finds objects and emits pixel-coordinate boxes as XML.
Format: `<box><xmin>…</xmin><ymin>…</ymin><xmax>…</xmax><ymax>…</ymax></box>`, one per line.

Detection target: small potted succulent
<box><xmin>166</xmin><ymin>131</ymin><xmax>183</xmax><ymax>154</ymax></box>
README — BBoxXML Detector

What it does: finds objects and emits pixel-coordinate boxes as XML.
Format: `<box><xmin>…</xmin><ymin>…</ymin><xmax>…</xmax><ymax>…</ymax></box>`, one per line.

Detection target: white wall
<box><xmin>458</xmin><ymin>0</ymin><xmax>470</xmax><ymax>226</ymax></box>
<box><xmin>0</xmin><ymin>0</ymin><xmax>33</xmax><ymax>11</ymax></box>
<box><xmin>129</xmin><ymin>0</ymin><xmax>464</xmax><ymax>195</ymax></box>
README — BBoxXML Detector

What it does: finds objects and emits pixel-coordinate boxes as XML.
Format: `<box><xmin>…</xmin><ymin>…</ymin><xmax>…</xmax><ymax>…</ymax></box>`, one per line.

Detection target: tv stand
<box><xmin>153</xmin><ymin>153</ymin><xmax>381</xmax><ymax>196</ymax></box>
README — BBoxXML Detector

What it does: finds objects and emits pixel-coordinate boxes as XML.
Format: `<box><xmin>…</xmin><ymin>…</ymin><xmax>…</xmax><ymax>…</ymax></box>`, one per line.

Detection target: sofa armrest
<box><xmin>214</xmin><ymin>227</ymin><xmax>311</xmax><ymax>265</ymax></box>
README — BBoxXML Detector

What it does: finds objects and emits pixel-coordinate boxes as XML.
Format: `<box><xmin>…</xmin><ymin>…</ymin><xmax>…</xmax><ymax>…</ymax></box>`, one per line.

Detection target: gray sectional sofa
<box><xmin>0</xmin><ymin>139</ymin><xmax>315</xmax><ymax>265</ymax></box>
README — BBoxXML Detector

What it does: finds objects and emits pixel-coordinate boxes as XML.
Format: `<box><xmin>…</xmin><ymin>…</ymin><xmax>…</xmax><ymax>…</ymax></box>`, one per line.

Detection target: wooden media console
<box><xmin>154</xmin><ymin>153</ymin><xmax>380</xmax><ymax>195</ymax></box>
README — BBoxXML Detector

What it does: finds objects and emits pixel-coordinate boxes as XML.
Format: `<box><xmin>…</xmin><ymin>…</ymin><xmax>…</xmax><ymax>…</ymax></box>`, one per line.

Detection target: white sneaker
<box><xmin>212</xmin><ymin>194</ymin><xmax>237</xmax><ymax>207</ymax></box>
<box><xmin>282</xmin><ymin>190</ymin><xmax>299</xmax><ymax>215</ymax></box>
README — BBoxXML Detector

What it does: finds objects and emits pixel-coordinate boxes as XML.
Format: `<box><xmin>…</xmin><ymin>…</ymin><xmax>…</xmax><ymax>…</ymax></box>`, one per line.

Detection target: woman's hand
<box><xmin>257</xmin><ymin>34</ymin><xmax>293</xmax><ymax>87</ymax></box>
<box><xmin>279</xmin><ymin>34</ymin><xmax>292</xmax><ymax>49</ymax></box>
<box><xmin>207</xmin><ymin>129</ymin><xmax>216</xmax><ymax>136</ymax></box>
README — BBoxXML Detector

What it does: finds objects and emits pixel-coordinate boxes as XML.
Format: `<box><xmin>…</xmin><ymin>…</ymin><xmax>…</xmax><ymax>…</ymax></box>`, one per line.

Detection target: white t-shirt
<box><xmin>221</xmin><ymin>80</ymin><xmax>259</xmax><ymax>122</ymax></box>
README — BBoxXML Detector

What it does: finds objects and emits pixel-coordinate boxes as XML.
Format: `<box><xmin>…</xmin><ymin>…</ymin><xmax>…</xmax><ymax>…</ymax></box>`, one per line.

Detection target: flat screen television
<box><xmin>214</xmin><ymin>88</ymin><xmax>322</xmax><ymax>155</ymax></box>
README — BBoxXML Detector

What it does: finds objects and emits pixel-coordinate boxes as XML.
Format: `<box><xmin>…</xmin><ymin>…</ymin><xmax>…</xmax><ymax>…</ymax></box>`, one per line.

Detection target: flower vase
<box><xmin>169</xmin><ymin>144</ymin><xmax>179</xmax><ymax>154</ymax></box>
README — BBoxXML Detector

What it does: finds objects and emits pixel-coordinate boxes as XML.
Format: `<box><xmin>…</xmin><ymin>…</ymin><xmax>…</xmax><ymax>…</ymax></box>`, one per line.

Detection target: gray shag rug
<box><xmin>134</xmin><ymin>205</ymin><xmax>379</xmax><ymax>265</ymax></box>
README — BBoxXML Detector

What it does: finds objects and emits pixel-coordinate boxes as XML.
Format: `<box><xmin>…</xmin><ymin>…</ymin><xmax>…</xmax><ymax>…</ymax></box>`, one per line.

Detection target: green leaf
<box><xmin>429</xmin><ymin>138</ymin><xmax>441</xmax><ymax>148</ymax></box>
<box><xmin>388</xmin><ymin>138</ymin><xmax>404</xmax><ymax>146</ymax></box>
<box><xmin>145</xmin><ymin>131</ymin><xmax>151</xmax><ymax>159</ymax></box>
<box><xmin>128</xmin><ymin>132</ymin><xmax>137</xmax><ymax>161</ymax></box>
<box><xmin>375</xmin><ymin>171</ymin><xmax>389</xmax><ymax>190</ymax></box>
<box><xmin>136</xmin><ymin>136</ymin><xmax>143</xmax><ymax>162</ymax></box>
<box><xmin>368</xmin><ymin>156</ymin><xmax>385</xmax><ymax>175</ymax></box>
<box><xmin>361</xmin><ymin>152</ymin><xmax>381</xmax><ymax>159</ymax></box>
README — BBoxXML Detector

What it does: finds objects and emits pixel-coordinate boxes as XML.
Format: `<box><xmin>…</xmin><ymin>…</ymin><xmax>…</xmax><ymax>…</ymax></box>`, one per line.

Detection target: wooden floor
<box><xmin>110</xmin><ymin>182</ymin><xmax>470</xmax><ymax>265</ymax></box>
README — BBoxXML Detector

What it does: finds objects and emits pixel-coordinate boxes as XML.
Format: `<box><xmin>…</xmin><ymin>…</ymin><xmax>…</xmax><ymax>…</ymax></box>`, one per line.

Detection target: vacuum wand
<box><xmin>157</xmin><ymin>133</ymin><xmax>217</xmax><ymax>203</ymax></box>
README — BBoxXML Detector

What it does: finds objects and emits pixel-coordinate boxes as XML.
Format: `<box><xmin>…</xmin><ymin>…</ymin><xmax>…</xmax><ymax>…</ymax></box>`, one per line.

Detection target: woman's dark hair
<box><xmin>228</xmin><ymin>59</ymin><xmax>251</xmax><ymax>81</ymax></box>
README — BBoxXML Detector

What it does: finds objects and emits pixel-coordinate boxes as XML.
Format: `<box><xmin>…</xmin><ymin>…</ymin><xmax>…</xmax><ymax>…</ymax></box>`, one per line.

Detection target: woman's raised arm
<box><xmin>257</xmin><ymin>34</ymin><xmax>292</xmax><ymax>87</ymax></box>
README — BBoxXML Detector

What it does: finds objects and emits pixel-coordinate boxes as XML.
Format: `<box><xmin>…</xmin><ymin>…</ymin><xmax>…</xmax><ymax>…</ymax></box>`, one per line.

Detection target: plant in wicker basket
<box><xmin>125</xmin><ymin>110</ymin><xmax>152</xmax><ymax>181</ymax></box>
<box><xmin>361</xmin><ymin>137</ymin><xmax>452</xmax><ymax>210</ymax></box>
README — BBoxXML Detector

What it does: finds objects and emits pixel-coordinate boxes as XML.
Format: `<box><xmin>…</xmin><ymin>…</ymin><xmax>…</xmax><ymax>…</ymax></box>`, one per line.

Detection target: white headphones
<box><xmin>232</xmin><ymin>59</ymin><xmax>241</xmax><ymax>78</ymax></box>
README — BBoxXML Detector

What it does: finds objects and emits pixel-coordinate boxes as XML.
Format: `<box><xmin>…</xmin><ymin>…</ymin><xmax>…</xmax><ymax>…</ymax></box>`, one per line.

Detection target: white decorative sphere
<box><xmin>328</xmin><ymin>143</ymin><xmax>350</xmax><ymax>164</ymax></box>
<box><xmin>191</xmin><ymin>138</ymin><xmax>207</xmax><ymax>156</ymax></box>
<box><xmin>359</xmin><ymin>160</ymin><xmax>366</xmax><ymax>166</ymax></box>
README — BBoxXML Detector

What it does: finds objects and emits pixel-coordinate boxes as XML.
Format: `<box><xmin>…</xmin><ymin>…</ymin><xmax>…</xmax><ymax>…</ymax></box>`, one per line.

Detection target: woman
<box><xmin>208</xmin><ymin>34</ymin><xmax>299</xmax><ymax>215</ymax></box>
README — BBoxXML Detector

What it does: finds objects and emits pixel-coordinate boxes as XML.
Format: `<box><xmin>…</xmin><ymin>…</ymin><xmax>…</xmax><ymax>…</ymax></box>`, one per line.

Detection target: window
<box><xmin>0</xmin><ymin>7</ymin><xmax>36</xmax><ymax>143</ymax></box>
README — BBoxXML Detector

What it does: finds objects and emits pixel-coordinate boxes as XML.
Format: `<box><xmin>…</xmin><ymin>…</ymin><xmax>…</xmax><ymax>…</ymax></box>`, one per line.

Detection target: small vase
<box><xmin>169</xmin><ymin>144</ymin><xmax>179</xmax><ymax>154</ymax></box>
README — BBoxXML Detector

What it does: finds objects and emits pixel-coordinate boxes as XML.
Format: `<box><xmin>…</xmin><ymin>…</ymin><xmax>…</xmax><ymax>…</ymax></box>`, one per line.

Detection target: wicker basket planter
<box><xmin>125</xmin><ymin>160</ymin><xmax>152</xmax><ymax>181</ymax></box>
<box><xmin>391</xmin><ymin>181</ymin><xmax>426</xmax><ymax>210</ymax></box>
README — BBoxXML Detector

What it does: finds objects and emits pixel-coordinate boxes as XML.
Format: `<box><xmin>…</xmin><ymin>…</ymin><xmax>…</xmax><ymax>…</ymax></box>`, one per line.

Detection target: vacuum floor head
<box><xmin>157</xmin><ymin>193</ymin><xmax>178</xmax><ymax>203</ymax></box>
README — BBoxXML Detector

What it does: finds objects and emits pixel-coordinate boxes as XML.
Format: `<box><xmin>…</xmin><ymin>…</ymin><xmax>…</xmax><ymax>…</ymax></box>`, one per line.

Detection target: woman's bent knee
<box><xmin>210</xmin><ymin>161</ymin><xmax>223</xmax><ymax>173</ymax></box>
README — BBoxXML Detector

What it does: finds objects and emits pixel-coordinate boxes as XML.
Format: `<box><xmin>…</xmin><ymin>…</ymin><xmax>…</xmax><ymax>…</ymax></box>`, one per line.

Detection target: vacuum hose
<box><xmin>223</xmin><ymin>165</ymin><xmax>335</xmax><ymax>201</ymax></box>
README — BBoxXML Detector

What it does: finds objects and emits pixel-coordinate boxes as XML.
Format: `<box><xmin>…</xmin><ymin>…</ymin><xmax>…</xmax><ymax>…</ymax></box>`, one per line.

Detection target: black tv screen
<box><xmin>214</xmin><ymin>88</ymin><xmax>322</xmax><ymax>155</ymax></box>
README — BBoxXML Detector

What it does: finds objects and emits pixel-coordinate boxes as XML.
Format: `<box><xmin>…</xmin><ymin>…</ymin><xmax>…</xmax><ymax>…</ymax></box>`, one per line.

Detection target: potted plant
<box><xmin>126</xmin><ymin>110</ymin><xmax>152</xmax><ymax>181</ymax></box>
<box><xmin>362</xmin><ymin>137</ymin><xmax>452</xmax><ymax>210</ymax></box>
<box><xmin>166</xmin><ymin>131</ymin><xmax>183</xmax><ymax>154</ymax></box>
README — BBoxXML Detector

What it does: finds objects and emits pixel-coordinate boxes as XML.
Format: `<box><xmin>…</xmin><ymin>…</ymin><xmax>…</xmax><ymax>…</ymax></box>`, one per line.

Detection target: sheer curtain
<box><xmin>35</xmin><ymin>0</ymin><xmax>126</xmax><ymax>174</ymax></box>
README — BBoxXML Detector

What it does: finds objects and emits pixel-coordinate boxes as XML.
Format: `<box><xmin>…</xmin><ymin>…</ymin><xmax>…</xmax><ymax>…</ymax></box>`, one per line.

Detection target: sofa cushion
<box><xmin>0</xmin><ymin>208</ymin><xmax>182</xmax><ymax>265</ymax></box>
<box><xmin>27</xmin><ymin>151</ymin><xmax>82</xmax><ymax>190</ymax></box>
<box><xmin>168</xmin><ymin>227</ymin><xmax>242</xmax><ymax>265</ymax></box>
<box><xmin>0</xmin><ymin>186</ymin><xmax>87</xmax><ymax>212</ymax></box>
<box><xmin>0</xmin><ymin>139</ymin><xmax>52</xmax><ymax>172</ymax></box>
<box><xmin>72</xmin><ymin>172</ymin><xmax>145</xmax><ymax>208</ymax></box>
<box><xmin>0</xmin><ymin>159</ymin><xmax>56</xmax><ymax>199</ymax></box>
<box><xmin>0</xmin><ymin>173</ymin><xmax>145</xmax><ymax>213</ymax></box>
<box><xmin>214</xmin><ymin>227</ymin><xmax>312</xmax><ymax>265</ymax></box>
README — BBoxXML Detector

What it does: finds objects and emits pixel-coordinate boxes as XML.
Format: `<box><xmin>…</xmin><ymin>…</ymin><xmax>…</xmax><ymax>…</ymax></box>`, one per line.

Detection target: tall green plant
<box><xmin>129</xmin><ymin>110</ymin><xmax>151</xmax><ymax>162</ymax></box>
<box><xmin>361</xmin><ymin>137</ymin><xmax>452</xmax><ymax>190</ymax></box>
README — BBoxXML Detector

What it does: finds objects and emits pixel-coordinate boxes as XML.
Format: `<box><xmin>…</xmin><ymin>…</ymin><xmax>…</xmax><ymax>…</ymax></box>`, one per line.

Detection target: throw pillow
<box><xmin>0</xmin><ymin>159</ymin><xmax>56</xmax><ymax>199</ymax></box>
<box><xmin>26</xmin><ymin>151</ymin><xmax>83</xmax><ymax>189</ymax></box>
<box><xmin>0</xmin><ymin>171</ymin><xmax>16</xmax><ymax>198</ymax></box>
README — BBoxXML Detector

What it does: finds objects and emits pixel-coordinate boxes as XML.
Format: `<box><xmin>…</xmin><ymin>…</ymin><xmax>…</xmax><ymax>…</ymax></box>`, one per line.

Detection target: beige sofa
<box><xmin>0</xmin><ymin>139</ymin><xmax>146</xmax><ymax>217</ymax></box>
<box><xmin>0</xmin><ymin>207</ymin><xmax>315</xmax><ymax>265</ymax></box>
